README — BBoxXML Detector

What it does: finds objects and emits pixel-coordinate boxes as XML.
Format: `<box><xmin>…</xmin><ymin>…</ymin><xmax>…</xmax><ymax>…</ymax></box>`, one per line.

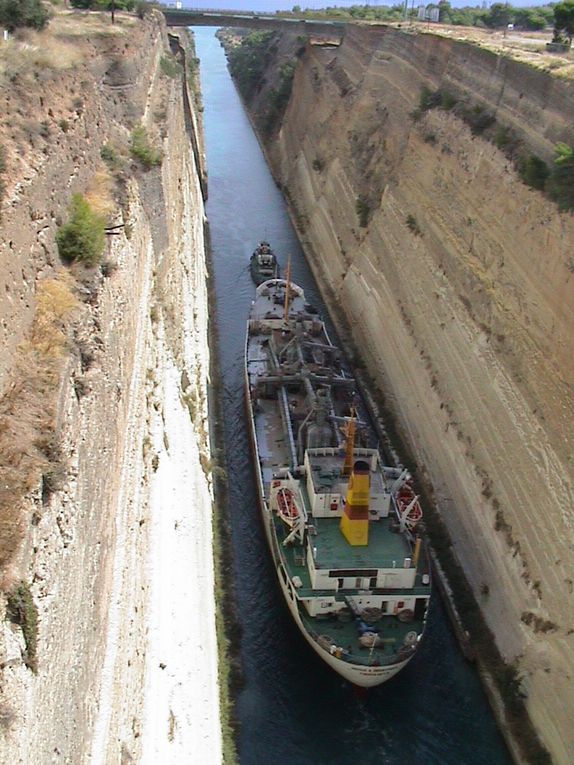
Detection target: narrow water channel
<box><xmin>194</xmin><ymin>26</ymin><xmax>512</xmax><ymax>765</ymax></box>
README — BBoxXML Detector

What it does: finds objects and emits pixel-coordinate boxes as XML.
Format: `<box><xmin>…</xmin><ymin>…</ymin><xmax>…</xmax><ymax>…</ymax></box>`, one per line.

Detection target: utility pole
<box><xmin>111</xmin><ymin>0</ymin><xmax>115</xmax><ymax>25</ymax></box>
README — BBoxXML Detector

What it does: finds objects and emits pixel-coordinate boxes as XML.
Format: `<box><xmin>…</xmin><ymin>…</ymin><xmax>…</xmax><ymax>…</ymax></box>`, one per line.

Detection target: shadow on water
<box><xmin>193</xmin><ymin>26</ymin><xmax>512</xmax><ymax>765</ymax></box>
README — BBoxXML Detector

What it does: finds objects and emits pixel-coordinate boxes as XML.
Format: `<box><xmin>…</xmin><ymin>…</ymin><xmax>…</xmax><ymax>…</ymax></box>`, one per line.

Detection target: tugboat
<box><xmin>244</xmin><ymin>275</ymin><xmax>431</xmax><ymax>687</ymax></box>
<box><xmin>250</xmin><ymin>241</ymin><xmax>279</xmax><ymax>285</ymax></box>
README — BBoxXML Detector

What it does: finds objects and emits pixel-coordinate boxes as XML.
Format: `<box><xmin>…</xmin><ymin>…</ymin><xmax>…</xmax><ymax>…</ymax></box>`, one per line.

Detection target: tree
<box><xmin>484</xmin><ymin>3</ymin><xmax>512</xmax><ymax>29</ymax></box>
<box><xmin>0</xmin><ymin>0</ymin><xmax>50</xmax><ymax>32</ymax></box>
<box><xmin>553</xmin><ymin>0</ymin><xmax>574</xmax><ymax>46</ymax></box>
<box><xmin>513</xmin><ymin>9</ymin><xmax>546</xmax><ymax>31</ymax></box>
<box><xmin>56</xmin><ymin>194</ymin><xmax>107</xmax><ymax>266</ymax></box>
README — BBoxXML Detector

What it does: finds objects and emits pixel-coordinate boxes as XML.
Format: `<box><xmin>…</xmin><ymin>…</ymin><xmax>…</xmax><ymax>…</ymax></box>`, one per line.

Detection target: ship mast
<box><xmin>342</xmin><ymin>406</ymin><xmax>357</xmax><ymax>477</ymax></box>
<box><xmin>283</xmin><ymin>255</ymin><xmax>292</xmax><ymax>322</ymax></box>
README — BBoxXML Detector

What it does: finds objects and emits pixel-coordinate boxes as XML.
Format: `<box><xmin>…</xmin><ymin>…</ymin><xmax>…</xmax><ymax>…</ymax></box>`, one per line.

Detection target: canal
<box><xmin>193</xmin><ymin>26</ymin><xmax>512</xmax><ymax>765</ymax></box>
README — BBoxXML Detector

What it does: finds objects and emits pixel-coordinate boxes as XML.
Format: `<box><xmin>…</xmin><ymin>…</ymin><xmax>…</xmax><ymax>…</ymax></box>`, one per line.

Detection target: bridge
<box><xmin>160</xmin><ymin>7</ymin><xmax>347</xmax><ymax>37</ymax></box>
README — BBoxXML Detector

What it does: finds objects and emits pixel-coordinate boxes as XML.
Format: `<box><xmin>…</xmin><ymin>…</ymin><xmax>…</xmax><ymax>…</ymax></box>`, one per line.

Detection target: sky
<box><xmin>166</xmin><ymin>1</ymin><xmax>553</xmax><ymax>11</ymax></box>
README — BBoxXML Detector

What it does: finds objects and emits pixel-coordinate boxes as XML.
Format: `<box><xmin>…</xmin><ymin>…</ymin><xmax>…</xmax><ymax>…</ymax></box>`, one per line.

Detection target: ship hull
<box><xmin>244</xmin><ymin>345</ymin><xmax>416</xmax><ymax>688</ymax></box>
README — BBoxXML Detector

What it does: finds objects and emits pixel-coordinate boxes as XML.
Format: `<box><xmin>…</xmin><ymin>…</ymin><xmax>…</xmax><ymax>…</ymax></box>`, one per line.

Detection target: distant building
<box><xmin>418</xmin><ymin>5</ymin><xmax>440</xmax><ymax>22</ymax></box>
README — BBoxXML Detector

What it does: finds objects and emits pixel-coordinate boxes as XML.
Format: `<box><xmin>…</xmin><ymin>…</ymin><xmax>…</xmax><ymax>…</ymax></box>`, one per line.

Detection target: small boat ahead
<box><xmin>250</xmin><ymin>241</ymin><xmax>279</xmax><ymax>285</ymax></box>
<box><xmin>245</xmin><ymin>278</ymin><xmax>432</xmax><ymax>688</ymax></box>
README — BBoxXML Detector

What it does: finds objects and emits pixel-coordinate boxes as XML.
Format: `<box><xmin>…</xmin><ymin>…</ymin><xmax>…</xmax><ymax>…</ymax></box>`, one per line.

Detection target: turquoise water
<box><xmin>193</xmin><ymin>26</ymin><xmax>513</xmax><ymax>765</ymax></box>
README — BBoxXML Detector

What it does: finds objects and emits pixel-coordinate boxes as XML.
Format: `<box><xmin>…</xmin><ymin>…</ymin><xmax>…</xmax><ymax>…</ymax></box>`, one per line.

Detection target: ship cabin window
<box><xmin>369</xmin><ymin>577</ymin><xmax>377</xmax><ymax>589</ymax></box>
<box><xmin>329</xmin><ymin>569</ymin><xmax>378</xmax><ymax>578</ymax></box>
<box><xmin>355</xmin><ymin>578</ymin><xmax>362</xmax><ymax>588</ymax></box>
<box><xmin>338</xmin><ymin>578</ymin><xmax>344</xmax><ymax>590</ymax></box>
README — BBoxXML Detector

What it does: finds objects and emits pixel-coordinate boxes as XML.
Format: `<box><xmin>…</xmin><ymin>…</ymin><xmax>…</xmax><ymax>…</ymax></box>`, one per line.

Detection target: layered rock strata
<box><xmin>0</xmin><ymin>13</ymin><xmax>217</xmax><ymax>763</ymax></box>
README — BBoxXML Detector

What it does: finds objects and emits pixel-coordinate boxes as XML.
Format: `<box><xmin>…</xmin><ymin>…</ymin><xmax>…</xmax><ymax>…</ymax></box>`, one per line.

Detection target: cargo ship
<box><xmin>244</xmin><ymin>277</ymin><xmax>431</xmax><ymax>687</ymax></box>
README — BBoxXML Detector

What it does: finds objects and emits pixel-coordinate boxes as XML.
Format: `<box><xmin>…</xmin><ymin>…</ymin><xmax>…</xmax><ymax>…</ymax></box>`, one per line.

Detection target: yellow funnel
<box><xmin>340</xmin><ymin>460</ymin><xmax>370</xmax><ymax>546</ymax></box>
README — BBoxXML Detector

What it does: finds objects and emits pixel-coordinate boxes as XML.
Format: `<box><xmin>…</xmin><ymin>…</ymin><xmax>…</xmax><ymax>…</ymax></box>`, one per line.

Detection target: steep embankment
<box><xmin>241</xmin><ymin>24</ymin><xmax>574</xmax><ymax>765</ymax></box>
<box><xmin>0</xmin><ymin>12</ymin><xmax>220</xmax><ymax>764</ymax></box>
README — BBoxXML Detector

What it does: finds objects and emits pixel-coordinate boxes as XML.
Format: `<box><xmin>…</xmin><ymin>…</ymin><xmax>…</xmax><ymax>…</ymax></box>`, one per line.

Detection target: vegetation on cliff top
<box><xmin>553</xmin><ymin>0</ymin><xmax>574</xmax><ymax>47</ymax></box>
<box><xmin>0</xmin><ymin>0</ymin><xmax>50</xmax><ymax>32</ymax></box>
<box><xmin>291</xmin><ymin>3</ymin><xmax>556</xmax><ymax>30</ymax></box>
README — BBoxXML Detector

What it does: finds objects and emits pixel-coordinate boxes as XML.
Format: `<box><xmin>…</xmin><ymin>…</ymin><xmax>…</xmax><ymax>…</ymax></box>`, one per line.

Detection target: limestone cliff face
<box><xmin>255</xmin><ymin>25</ymin><xmax>574</xmax><ymax>764</ymax></box>
<box><xmin>0</xmin><ymin>13</ymin><xmax>209</xmax><ymax>763</ymax></box>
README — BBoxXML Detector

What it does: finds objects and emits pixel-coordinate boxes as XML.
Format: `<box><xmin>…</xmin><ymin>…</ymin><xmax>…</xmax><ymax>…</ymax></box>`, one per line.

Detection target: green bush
<box><xmin>130</xmin><ymin>126</ymin><xmax>162</xmax><ymax>169</ymax></box>
<box><xmin>56</xmin><ymin>193</ymin><xmax>106</xmax><ymax>266</ymax></box>
<box><xmin>100</xmin><ymin>143</ymin><xmax>117</xmax><ymax>164</ymax></box>
<box><xmin>419</xmin><ymin>85</ymin><xmax>441</xmax><ymax>112</ymax></box>
<box><xmin>519</xmin><ymin>154</ymin><xmax>550</xmax><ymax>191</ymax></box>
<box><xmin>160</xmin><ymin>55</ymin><xmax>182</xmax><ymax>79</ymax></box>
<box><xmin>547</xmin><ymin>142</ymin><xmax>574</xmax><ymax>209</ymax></box>
<box><xmin>0</xmin><ymin>0</ymin><xmax>50</xmax><ymax>32</ymax></box>
<box><xmin>7</xmin><ymin>582</ymin><xmax>39</xmax><ymax>673</ymax></box>
<box><xmin>461</xmin><ymin>103</ymin><xmax>496</xmax><ymax>135</ymax></box>
<box><xmin>227</xmin><ymin>31</ymin><xmax>277</xmax><ymax>102</ymax></box>
<box><xmin>356</xmin><ymin>196</ymin><xmax>370</xmax><ymax>228</ymax></box>
<box><xmin>440</xmin><ymin>90</ymin><xmax>458</xmax><ymax>110</ymax></box>
<box><xmin>406</xmin><ymin>214</ymin><xmax>421</xmax><ymax>235</ymax></box>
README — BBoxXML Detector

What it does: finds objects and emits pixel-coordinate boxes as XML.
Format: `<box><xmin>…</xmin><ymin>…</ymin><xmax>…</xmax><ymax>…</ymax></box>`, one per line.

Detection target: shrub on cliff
<box><xmin>519</xmin><ymin>154</ymin><xmax>550</xmax><ymax>191</ymax></box>
<box><xmin>7</xmin><ymin>582</ymin><xmax>39</xmax><ymax>673</ymax></box>
<box><xmin>356</xmin><ymin>197</ymin><xmax>370</xmax><ymax>228</ymax></box>
<box><xmin>56</xmin><ymin>194</ymin><xmax>106</xmax><ymax>266</ymax></box>
<box><xmin>0</xmin><ymin>0</ymin><xmax>50</xmax><ymax>32</ymax></box>
<box><xmin>130</xmin><ymin>126</ymin><xmax>162</xmax><ymax>169</ymax></box>
<box><xmin>265</xmin><ymin>60</ymin><xmax>296</xmax><ymax>133</ymax></box>
<box><xmin>227</xmin><ymin>31</ymin><xmax>277</xmax><ymax>102</ymax></box>
<box><xmin>553</xmin><ymin>1</ymin><xmax>574</xmax><ymax>47</ymax></box>
<box><xmin>547</xmin><ymin>142</ymin><xmax>574</xmax><ymax>210</ymax></box>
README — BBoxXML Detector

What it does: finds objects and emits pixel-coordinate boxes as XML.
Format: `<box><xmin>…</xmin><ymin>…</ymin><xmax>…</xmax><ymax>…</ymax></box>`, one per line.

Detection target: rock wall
<box><xmin>258</xmin><ymin>25</ymin><xmax>574</xmax><ymax>765</ymax></box>
<box><xmin>0</xmin><ymin>13</ymin><xmax>212</xmax><ymax>763</ymax></box>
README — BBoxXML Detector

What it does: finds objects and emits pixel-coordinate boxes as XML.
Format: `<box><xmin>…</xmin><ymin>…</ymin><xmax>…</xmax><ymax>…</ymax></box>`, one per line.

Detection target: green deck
<box><xmin>311</xmin><ymin>513</ymin><xmax>411</xmax><ymax>570</ymax></box>
<box><xmin>272</xmin><ymin>513</ymin><xmax>431</xmax><ymax>667</ymax></box>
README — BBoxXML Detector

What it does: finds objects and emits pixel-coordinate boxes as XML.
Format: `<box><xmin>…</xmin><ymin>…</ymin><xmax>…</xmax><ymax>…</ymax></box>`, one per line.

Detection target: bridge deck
<box><xmin>161</xmin><ymin>9</ymin><xmax>347</xmax><ymax>36</ymax></box>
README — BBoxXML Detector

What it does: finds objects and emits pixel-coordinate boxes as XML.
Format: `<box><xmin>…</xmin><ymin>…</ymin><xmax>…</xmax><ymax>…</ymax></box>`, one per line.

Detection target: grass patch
<box><xmin>0</xmin><ymin>29</ymin><xmax>84</xmax><ymax>83</ymax></box>
<box><xmin>0</xmin><ymin>273</ymin><xmax>78</xmax><ymax>572</ymax></box>
<box><xmin>160</xmin><ymin>54</ymin><xmax>181</xmax><ymax>79</ymax></box>
<box><xmin>56</xmin><ymin>193</ymin><xmax>107</xmax><ymax>266</ymax></box>
<box><xmin>85</xmin><ymin>168</ymin><xmax>115</xmax><ymax>218</ymax></box>
<box><xmin>6</xmin><ymin>582</ymin><xmax>39</xmax><ymax>672</ymax></box>
<box><xmin>130</xmin><ymin>125</ymin><xmax>162</xmax><ymax>169</ymax></box>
